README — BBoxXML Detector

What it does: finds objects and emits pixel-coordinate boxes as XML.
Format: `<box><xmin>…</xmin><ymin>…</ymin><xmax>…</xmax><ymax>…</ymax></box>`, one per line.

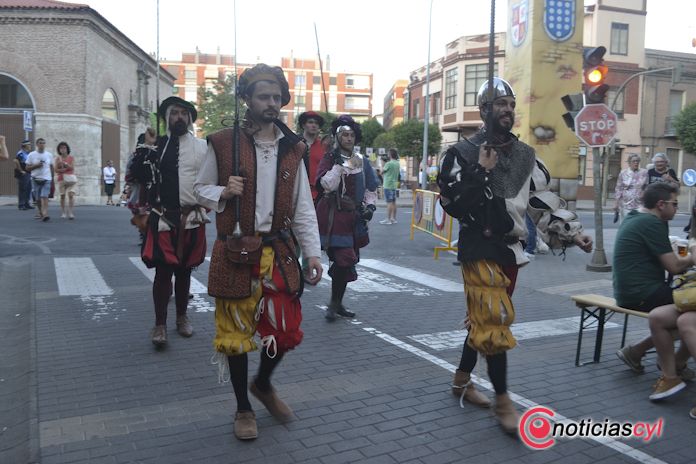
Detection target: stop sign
<box><xmin>574</xmin><ymin>103</ymin><xmax>618</xmax><ymax>147</ymax></box>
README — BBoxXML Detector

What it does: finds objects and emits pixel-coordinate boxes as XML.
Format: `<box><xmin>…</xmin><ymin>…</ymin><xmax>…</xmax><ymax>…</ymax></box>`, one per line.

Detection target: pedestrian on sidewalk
<box><xmin>102</xmin><ymin>160</ymin><xmax>117</xmax><ymax>205</ymax></box>
<box><xmin>54</xmin><ymin>141</ymin><xmax>77</xmax><ymax>220</ymax></box>
<box><xmin>25</xmin><ymin>138</ymin><xmax>53</xmax><ymax>221</ymax></box>
<box><xmin>437</xmin><ymin>78</ymin><xmax>593</xmax><ymax>434</ymax></box>
<box><xmin>613</xmin><ymin>182</ymin><xmax>696</xmax><ymax>401</ymax></box>
<box><xmin>194</xmin><ymin>64</ymin><xmax>323</xmax><ymax>441</ymax></box>
<box><xmin>0</xmin><ymin>134</ymin><xmax>8</xmax><ymax>160</ymax></box>
<box><xmin>130</xmin><ymin>97</ymin><xmax>209</xmax><ymax>347</ymax></box>
<box><xmin>614</xmin><ymin>153</ymin><xmax>647</xmax><ymax>223</ymax></box>
<box><xmin>380</xmin><ymin>148</ymin><xmax>400</xmax><ymax>224</ymax></box>
<box><xmin>13</xmin><ymin>139</ymin><xmax>33</xmax><ymax>210</ymax></box>
<box><xmin>315</xmin><ymin>115</ymin><xmax>379</xmax><ymax>321</ymax></box>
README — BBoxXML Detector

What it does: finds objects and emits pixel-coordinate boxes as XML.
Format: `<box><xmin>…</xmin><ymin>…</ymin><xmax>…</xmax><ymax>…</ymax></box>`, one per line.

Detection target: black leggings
<box><xmin>458</xmin><ymin>336</ymin><xmax>508</xmax><ymax>395</ymax></box>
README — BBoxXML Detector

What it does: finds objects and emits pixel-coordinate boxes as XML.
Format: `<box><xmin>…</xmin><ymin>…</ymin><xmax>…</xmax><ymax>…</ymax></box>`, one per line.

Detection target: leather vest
<box><xmin>206</xmin><ymin>126</ymin><xmax>306</xmax><ymax>299</ymax></box>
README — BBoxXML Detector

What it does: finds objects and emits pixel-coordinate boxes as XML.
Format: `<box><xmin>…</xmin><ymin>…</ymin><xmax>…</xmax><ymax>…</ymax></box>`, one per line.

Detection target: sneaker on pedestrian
<box><xmin>524</xmin><ymin>251</ymin><xmax>535</xmax><ymax>261</ymax></box>
<box><xmin>690</xmin><ymin>406</ymin><xmax>696</xmax><ymax>420</ymax></box>
<box><xmin>391</xmin><ymin>218</ymin><xmax>398</xmax><ymax>224</ymax></box>
<box><xmin>42</xmin><ymin>216</ymin><xmax>50</xmax><ymax>222</ymax></box>
<box><xmin>649</xmin><ymin>376</ymin><xmax>686</xmax><ymax>401</ymax></box>
<box><xmin>234</xmin><ymin>411</ymin><xmax>258</xmax><ymax>440</ymax></box>
<box><xmin>616</xmin><ymin>345</ymin><xmax>644</xmax><ymax>373</ymax></box>
<box><xmin>61</xmin><ymin>213</ymin><xmax>66</xmax><ymax>219</ymax></box>
<box><xmin>656</xmin><ymin>362</ymin><xmax>695</xmax><ymax>381</ymax></box>
<box><xmin>379</xmin><ymin>218</ymin><xmax>392</xmax><ymax>225</ymax></box>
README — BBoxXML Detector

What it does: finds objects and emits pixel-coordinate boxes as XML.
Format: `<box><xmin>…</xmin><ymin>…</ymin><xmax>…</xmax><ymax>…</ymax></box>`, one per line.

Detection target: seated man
<box><xmin>613</xmin><ymin>182</ymin><xmax>696</xmax><ymax>400</ymax></box>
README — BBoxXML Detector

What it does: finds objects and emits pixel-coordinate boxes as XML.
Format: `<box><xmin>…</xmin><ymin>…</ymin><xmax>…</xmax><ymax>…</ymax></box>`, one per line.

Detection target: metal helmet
<box><xmin>477</xmin><ymin>77</ymin><xmax>516</xmax><ymax>109</ymax></box>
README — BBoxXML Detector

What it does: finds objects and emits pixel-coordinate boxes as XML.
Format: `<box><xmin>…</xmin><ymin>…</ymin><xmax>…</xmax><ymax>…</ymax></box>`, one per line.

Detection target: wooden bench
<box><xmin>570</xmin><ymin>294</ymin><xmax>650</xmax><ymax>367</ymax></box>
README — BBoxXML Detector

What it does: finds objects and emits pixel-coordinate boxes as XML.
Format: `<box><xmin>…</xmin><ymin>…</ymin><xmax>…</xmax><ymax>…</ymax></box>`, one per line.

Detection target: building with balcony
<box><xmin>382</xmin><ymin>79</ymin><xmax>408</xmax><ymax>130</ymax></box>
<box><xmin>161</xmin><ymin>51</ymin><xmax>373</xmax><ymax>132</ymax></box>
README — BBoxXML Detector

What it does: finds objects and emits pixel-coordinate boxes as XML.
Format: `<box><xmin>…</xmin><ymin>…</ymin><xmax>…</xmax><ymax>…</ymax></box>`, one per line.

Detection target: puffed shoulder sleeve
<box><xmin>436</xmin><ymin>144</ymin><xmax>491</xmax><ymax>219</ymax></box>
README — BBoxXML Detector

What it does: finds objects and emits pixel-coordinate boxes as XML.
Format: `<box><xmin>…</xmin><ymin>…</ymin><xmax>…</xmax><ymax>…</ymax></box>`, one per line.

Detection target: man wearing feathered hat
<box><xmin>437</xmin><ymin>77</ymin><xmax>593</xmax><ymax>434</ymax></box>
<box><xmin>314</xmin><ymin>115</ymin><xmax>379</xmax><ymax>321</ymax></box>
<box><xmin>194</xmin><ymin>63</ymin><xmax>323</xmax><ymax>441</ymax></box>
<box><xmin>131</xmin><ymin>96</ymin><xmax>209</xmax><ymax>347</ymax></box>
<box><xmin>297</xmin><ymin>111</ymin><xmax>325</xmax><ymax>200</ymax></box>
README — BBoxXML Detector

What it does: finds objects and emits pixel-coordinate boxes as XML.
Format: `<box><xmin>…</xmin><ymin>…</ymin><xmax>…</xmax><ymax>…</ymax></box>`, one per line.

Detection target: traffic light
<box><xmin>561</xmin><ymin>93</ymin><xmax>585</xmax><ymax>131</ymax></box>
<box><xmin>583</xmin><ymin>46</ymin><xmax>609</xmax><ymax>104</ymax></box>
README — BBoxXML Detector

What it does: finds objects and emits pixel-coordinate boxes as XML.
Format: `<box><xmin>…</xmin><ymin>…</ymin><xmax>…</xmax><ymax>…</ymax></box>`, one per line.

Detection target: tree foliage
<box><xmin>390</xmin><ymin>119</ymin><xmax>442</xmax><ymax>160</ymax></box>
<box><xmin>675</xmin><ymin>102</ymin><xmax>696</xmax><ymax>154</ymax></box>
<box><xmin>373</xmin><ymin>131</ymin><xmax>396</xmax><ymax>153</ymax></box>
<box><xmin>197</xmin><ymin>75</ymin><xmax>238</xmax><ymax>136</ymax></box>
<box><xmin>360</xmin><ymin>118</ymin><xmax>386</xmax><ymax>149</ymax></box>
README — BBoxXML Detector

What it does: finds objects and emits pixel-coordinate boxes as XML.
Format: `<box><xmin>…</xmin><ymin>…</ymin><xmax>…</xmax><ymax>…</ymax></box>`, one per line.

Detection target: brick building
<box><xmin>161</xmin><ymin>50</ymin><xmax>373</xmax><ymax>133</ymax></box>
<box><xmin>0</xmin><ymin>0</ymin><xmax>174</xmax><ymax>203</ymax></box>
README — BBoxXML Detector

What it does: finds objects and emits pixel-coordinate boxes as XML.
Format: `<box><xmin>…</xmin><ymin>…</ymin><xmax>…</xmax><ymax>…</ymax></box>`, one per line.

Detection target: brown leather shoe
<box><xmin>176</xmin><ymin>315</ymin><xmax>193</xmax><ymax>337</ymax></box>
<box><xmin>452</xmin><ymin>369</ymin><xmax>490</xmax><ymax>408</ymax></box>
<box><xmin>234</xmin><ymin>411</ymin><xmax>258</xmax><ymax>440</ymax></box>
<box><xmin>249</xmin><ymin>382</ymin><xmax>293</xmax><ymax>422</ymax></box>
<box><xmin>151</xmin><ymin>325</ymin><xmax>167</xmax><ymax>347</ymax></box>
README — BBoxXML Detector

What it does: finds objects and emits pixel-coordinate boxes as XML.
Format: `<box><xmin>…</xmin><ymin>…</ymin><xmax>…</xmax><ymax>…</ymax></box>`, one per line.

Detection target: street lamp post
<box><xmin>420</xmin><ymin>0</ymin><xmax>433</xmax><ymax>190</ymax></box>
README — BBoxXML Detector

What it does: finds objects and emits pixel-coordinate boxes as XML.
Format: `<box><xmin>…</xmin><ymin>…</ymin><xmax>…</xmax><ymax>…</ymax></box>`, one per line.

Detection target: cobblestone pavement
<box><xmin>1</xmin><ymin>204</ymin><xmax>695</xmax><ymax>463</ymax></box>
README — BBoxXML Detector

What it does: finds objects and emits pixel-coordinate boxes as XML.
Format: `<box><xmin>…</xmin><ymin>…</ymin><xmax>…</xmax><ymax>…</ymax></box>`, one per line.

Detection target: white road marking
<box><xmin>539</xmin><ymin>279</ymin><xmax>612</xmax><ymax>296</ymax></box>
<box><xmin>359</xmin><ymin>259</ymin><xmax>461</xmax><ymax>292</ymax></box>
<box><xmin>362</xmin><ymin>327</ymin><xmax>667</xmax><ymax>464</ymax></box>
<box><xmin>129</xmin><ymin>257</ymin><xmax>207</xmax><ymax>293</ymax></box>
<box><xmin>407</xmin><ymin>316</ymin><xmax>620</xmax><ymax>351</ymax></box>
<box><xmin>54</xmin><ymin>257</ymin><xmax>113</xmax><ymax>296</ymax></box>
<box><xmin>129</xmin><ymin>258</ymin><xmax>213</xmax><ymax>312</ymax></box>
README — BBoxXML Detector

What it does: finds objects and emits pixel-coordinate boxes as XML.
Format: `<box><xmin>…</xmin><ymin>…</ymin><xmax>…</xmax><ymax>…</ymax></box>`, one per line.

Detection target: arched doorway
<box><xmin>0</xmin><ymin>74</ymin><xmax>35</xmax><ymax>195</ymax></box>
<box><xmin>101</xmin><ymin>89</ymin><xmax>121</xmax><ymax>197</ymax></box>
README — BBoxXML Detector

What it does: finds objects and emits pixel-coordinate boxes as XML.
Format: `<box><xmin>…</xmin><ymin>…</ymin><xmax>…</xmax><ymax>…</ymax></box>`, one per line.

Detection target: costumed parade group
<box><xmin>125</xmin><ymin>64</ymin><xmax>593</xmax><ymax>439</ymax></box>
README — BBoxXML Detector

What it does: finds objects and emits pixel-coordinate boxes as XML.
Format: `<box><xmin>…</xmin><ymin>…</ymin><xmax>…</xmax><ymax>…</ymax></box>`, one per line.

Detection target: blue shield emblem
<box><xmin>510</xmin><ymin>0</ymin><xmax>528</xmax><ymax>47</ymax></box>
<box><xmin>544</xmin><ymin>0</ymin><xmax>576</xmax><ymax>42</ymax></box>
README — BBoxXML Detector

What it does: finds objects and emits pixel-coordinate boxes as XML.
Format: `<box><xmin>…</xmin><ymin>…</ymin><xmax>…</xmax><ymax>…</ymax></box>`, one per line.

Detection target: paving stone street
<box><xmin>1</xmin><ymin>201</ymin><xmax>696</xmax><ymax>463</ymax></box>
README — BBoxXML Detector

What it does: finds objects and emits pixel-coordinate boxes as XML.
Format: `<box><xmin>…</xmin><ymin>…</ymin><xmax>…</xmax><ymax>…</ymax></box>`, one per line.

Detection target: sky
<box><xmin>83</xmin><ymin>0</ymin><xmax>696</xmax><ymax>115</ymax></box>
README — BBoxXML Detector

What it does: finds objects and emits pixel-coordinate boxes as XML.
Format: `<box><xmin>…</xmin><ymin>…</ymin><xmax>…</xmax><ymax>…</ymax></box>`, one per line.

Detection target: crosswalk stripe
<box><xmin>539</xmin><ymin>279</ymin><xmax>612</xmax><ymax>296</ymax></box>
<box><xmin>54</xmin><ymin>257</ymin><xmax>113</xmax><ymax>296</ymax></box>
<box><xmin>358</xmin><ymin>259</ymin><xmax>461</xmax><ymax>292</ymax></box>
<box><xmin>407</xmin><ymin>316</ymin><xmax>620</xmax><ymax>351</ymax></box>
<box><xmin>128</xmin><ymin>258</ymin><xmax>208</xmax><ymax>294</ymax></box>
<box><xmin>320</xmin><ymin>269</ymin><xmax>400</xmax><ymax>292</ymax></box>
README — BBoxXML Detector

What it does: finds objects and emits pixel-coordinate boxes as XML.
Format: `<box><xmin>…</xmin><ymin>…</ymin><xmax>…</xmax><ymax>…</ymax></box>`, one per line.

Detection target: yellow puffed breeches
<box><xmin>461</xmin><ymin>260</ymin><xmax>517</xmax><ymax>355</ymax></box>
<box><xmin>213</xmin><ymin>246</ymin><xmax>275</xmax><ymax>356</ymax></box>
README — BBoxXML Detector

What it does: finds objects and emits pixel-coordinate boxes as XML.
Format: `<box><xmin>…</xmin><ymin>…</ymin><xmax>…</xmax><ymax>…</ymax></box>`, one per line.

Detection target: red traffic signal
<box><xmin>583</xmin><ymin>46</ymin><xmax>609</xmax><ymax>104</ymax></box>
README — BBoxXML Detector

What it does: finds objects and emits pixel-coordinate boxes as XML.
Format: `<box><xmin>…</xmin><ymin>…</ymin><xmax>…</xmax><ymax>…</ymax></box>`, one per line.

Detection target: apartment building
<box><xmin>161</xmin><ymin>50</ymin><xmax>373</xmax><ymax>131</ymax></box>
<box><xmin>382</xmin><ymin>79</ymin><xmax>409</xmax><ymax>130</ymax></box>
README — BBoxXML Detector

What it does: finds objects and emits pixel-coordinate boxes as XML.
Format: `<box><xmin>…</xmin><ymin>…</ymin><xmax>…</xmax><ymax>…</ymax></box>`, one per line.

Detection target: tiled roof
<box><xmin>0</xmin><ymin>0</ymin><xmax>89</xmax><ymax>10</ymax></box>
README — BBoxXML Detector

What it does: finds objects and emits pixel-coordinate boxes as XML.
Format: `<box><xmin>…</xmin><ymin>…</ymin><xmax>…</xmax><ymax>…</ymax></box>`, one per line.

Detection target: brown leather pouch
<box><xmin>225</xmin><ymin>236</ymin><xmax>262</xmax><ymax>264</ymax></box>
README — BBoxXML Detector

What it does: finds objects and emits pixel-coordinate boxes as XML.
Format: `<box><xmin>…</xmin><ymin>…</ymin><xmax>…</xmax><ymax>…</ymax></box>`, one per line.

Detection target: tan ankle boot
<box><xmin>494</xmin><ymin>393</ymin><xmax>520</xmax><ymax>434</ymax></box>
<box><xmin>451</xmin><ymin>370</ymin><xmax>491</xmax><ymax>408</ymax></box>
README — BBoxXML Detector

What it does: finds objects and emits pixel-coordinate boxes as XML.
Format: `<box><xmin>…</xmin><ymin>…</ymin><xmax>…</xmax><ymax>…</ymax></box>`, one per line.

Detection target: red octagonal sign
<box><xmin>574</xmin><ymin>103</ymin><xmax>618</xmax><ymax>147</ymax></box>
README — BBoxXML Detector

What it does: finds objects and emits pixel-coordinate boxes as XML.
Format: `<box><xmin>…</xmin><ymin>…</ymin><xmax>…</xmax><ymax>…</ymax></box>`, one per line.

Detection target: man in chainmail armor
<box><xmin>437</xmin><ymin>77</ymin><xmax>593</xmax><ymax>434</ymax></box>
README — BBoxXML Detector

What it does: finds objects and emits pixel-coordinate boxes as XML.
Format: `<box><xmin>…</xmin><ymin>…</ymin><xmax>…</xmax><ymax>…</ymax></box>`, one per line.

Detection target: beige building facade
<box><xmin>0</xmin><ymin>0</ymin><xmax>174</xmax><ymax>204</ymax></box>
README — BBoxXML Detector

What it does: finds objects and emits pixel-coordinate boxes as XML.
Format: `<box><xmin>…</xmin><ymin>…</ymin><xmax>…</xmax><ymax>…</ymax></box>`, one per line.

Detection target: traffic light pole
<box><xmin>587</xmin><ymin>146</ymin><xmax>612</xmax><ymax>272</ymax></box>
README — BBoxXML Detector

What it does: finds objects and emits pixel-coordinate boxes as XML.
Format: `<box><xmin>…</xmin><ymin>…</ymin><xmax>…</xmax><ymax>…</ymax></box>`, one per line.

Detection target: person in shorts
<box><xmin>379</xmin><ymin>148</ymin><xmax>400</xmax><ymax>224</ymax></box>
<box><xmin>613</xmin><ymin>182</ymin><xmax>696</xmax><ymax>399</ymax></box>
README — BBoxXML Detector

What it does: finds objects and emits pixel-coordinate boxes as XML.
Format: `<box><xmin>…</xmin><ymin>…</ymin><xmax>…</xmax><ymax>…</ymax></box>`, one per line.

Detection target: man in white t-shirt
<box><xmin>103</xmin><ymin>160</ymin><xmax>117</xmax><ymax>205</ymax></box>
<box><xmin>25</xmin><ymin>138</ymin><xmax>54</xmax><ymax>221</ymax></box>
